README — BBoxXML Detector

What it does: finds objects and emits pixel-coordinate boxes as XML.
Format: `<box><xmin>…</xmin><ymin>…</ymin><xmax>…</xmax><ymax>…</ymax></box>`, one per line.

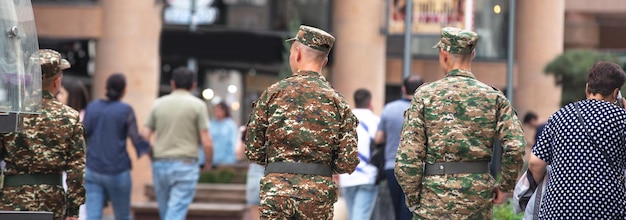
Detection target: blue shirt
<box><xmin>209</xmin><ymin>118</ymin><xmax>238</xmax><ymax>165</ymax></box>
<box><xmin>84</xmin><ymin>99</ymin><xmax>150</xmax><ymax>174</ymax></box>
<box><xmin>377</xmin><ymin>98</ymin><xmax>411</xmax><ymax>170</ymax></box>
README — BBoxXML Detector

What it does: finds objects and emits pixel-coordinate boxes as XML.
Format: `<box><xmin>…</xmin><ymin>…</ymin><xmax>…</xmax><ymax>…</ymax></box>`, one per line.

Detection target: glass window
<box><xmin>387</xmin><ymin>0</ymin><xmax>510</xmax><ymax>60</ymax></box>
<box><xmin>473</xmin><ymin>0</ymin><xmax>509</xmax><ymax>59</ymax></box>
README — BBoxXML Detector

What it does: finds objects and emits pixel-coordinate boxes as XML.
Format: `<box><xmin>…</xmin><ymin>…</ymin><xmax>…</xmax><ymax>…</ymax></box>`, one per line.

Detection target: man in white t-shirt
<box><xmin>338</xmin><ymin>89</ymin><xmax>380</xmax><ymax>220</ymax></box>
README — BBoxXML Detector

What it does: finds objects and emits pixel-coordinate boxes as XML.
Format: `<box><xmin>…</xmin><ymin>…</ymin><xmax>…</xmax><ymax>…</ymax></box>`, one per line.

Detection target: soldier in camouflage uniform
<box><xmin>395</xmin><ymin>27</ymin><xmax>525</xmax><ymax>219</ymax></box>
<box><xmin>245</xmin><ymin>25</ymin><xmax>359</xmax><ymax>220</ymax></box>
<box><xmin>0</xmin><ymin>49</ymin><xmax>86</xmax><ymax>220</ymax></box>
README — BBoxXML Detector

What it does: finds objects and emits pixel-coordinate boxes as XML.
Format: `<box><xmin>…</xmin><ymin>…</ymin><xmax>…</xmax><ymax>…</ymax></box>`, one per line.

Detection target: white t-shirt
<box><xmin>339</xmin><ymin>108</ymin><xmax>380</xmax><ymax>187</ymax></box>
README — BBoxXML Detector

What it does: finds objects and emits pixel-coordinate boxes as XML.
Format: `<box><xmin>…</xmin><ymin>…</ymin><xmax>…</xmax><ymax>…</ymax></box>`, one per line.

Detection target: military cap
<box><xmin>432</xmin><ymin>27</ymin><xmax>478</xmax><ymax>55</ymax></box>
<box><xmin>286</xmin><ymin>25</ymin><xmax>335</xmax><ymax>53</ymax></box>
<box><xmin>39</xmin><ymin>49</ymin><xmax>70</xmax><ymax>80</ymax></box>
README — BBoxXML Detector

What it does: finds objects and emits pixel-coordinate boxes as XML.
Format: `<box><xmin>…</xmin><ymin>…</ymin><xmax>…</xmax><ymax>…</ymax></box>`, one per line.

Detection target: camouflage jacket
<box><xmin>395</xmin><ymin>69</ymin><xmax>525</xmax><ymax>218</ymax></box>
<box><xmin>0</xmin><ymin>91</ymin><xmax>86</xmax><ymax>216</ymax></box>
<box><xmin>245</xmin><ymin>70</ymin><xmax>359</xmax><ymax>203</ymax></box>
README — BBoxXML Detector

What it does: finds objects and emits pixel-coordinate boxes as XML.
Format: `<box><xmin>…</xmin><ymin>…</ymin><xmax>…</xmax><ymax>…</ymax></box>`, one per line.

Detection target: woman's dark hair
<box><xmin>215</xmin><ymin>101</ymin><xmax>231</xmax><ymax>118</ymax></box>
<box><xmin>587</xmin><ymin>61</ymin><xmax>626</xmax><ymax>96</ymax></box>
<box><xmin>106</xmin><ymin>73</ymin><xmax>126</xmax><ymax>101</ymax></box>
<box><xmin>61</xmin><ymin>77</ymin><xmax>90</xmax><ymax>111</ymax></box>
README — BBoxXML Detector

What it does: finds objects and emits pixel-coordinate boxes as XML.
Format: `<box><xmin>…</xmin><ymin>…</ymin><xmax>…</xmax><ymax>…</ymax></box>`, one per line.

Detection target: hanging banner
<box><xmin>389</xmin><ymin>0</ymin><xmax>472</xmax><ymax>34</ymax></box>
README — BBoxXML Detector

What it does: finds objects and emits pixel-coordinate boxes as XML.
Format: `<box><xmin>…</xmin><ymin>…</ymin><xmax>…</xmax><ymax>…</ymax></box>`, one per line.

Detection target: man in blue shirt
<box><xmin>374</xmin><ymin>75</ymin><xmax>423</xmax><ymax>220</ymax></box>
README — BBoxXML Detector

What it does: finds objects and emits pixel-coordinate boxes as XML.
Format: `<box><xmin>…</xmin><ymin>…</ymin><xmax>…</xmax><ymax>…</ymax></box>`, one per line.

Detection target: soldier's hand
<box><xmin>493</xmin><ymin>186</ymin><xmax>506</xmax><ymax>204</ymax></box>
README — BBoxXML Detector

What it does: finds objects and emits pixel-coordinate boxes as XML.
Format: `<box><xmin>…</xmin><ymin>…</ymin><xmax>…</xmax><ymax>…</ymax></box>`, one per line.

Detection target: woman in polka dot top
<box><xmin>528</xmin><ymin>61</ymin><xmax>626</xmax><ymax>219</ymax></box>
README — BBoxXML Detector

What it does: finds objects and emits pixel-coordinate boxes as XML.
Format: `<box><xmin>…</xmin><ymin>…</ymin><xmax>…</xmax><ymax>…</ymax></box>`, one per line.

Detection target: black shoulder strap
<box><xmin>574</xmin><ymin>102</ymin><xmax>615</xmax><ymax>167</ymax></box>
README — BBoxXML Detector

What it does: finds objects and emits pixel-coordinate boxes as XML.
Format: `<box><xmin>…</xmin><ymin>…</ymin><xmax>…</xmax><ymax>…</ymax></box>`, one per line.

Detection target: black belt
<box><xmin>423</xmin><ymin>161</ymin><xmax>490</xmax><ymax>175</ymax></box>
<box><xmin>3</xmin><ymin>174</ymin><xmax>63</xmax><ymax>187</ymax></box>
<box><xmin>265</xmin><ymin>162</ymin><xmax>332</xmax><ymax>177</ymax></box>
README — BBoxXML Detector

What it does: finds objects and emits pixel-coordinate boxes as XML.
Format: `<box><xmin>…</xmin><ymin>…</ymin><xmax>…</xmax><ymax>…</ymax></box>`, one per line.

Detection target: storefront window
<box><xmin>387</xmin><ymin>0</ymin><xmax>510</xmax><ymax>60</ymax></box>
<box><xmin>473</xmin><ymin>0</ymin><xmax>509</xmax><ymax>59</ymax></box>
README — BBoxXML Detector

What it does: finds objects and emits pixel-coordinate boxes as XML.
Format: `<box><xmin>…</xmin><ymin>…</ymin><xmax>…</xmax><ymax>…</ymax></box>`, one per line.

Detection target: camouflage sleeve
<box><xmin>66</xmin><ymin>120</ymin><xmax>86</xmax><ymax>216</ymax></box>
<box><xmin>496</xmin><ymin>95</ymin><xmax>526</xmax><ymax>192</ymax></box>
<box><xmin>331</xmin><ymin>105</ymin><xmax>359</xmax><ymax>174</ymax></box>
<box><xmin>245</xmin><ymin>91</ymin><xmax>269</xmax><ymax>165</ymax></box>
<box><xmin>395</xmin><ymin>93</ymin><xmax>427</xmax><ymax>210</ymax></box>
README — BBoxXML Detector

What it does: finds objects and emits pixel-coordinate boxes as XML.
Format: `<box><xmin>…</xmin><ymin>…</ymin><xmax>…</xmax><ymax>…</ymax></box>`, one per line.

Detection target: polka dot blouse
<box><xmin>533</xmin><ymin>100</ymin><xmax>626</xmax><ymax>219</ymax></box>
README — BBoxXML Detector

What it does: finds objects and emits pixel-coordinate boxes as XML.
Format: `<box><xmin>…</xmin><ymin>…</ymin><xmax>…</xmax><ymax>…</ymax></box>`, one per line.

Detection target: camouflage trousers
<box><xmin>260</xmin><ymin>195</ymin><xmax>334</xmax><ymax>220</ymax></box>
<box><xmin>0</xmin><ymin>184</ymin><xmax>66</xmax><ymax>220</ymax></box>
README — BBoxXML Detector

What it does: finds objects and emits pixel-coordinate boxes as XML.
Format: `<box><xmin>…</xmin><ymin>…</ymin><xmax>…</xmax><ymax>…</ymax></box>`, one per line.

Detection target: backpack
<box><xmin>359</xmin><ymin>121</ymin><xmax>386</xmax><ymax>184</ymax></box>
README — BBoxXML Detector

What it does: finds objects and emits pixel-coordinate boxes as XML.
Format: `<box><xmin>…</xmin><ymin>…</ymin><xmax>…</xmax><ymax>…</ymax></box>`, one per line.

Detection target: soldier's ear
<box><xmin>295</xmin><ymin>46</ymin><xmax>302</xmax><ymax>63</ymax></box>
<box><xmin>321</xmin><ymin>57</ymin><xmax>328</xmax><ymax>68</ymax></box>
<box><xmin>54</xmin><ymin>75</ymin><xmax>63</xmax><ymax>88</ymax></box>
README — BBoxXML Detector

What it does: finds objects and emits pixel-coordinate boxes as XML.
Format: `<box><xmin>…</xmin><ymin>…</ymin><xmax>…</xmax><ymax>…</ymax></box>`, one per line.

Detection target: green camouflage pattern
<box><xmin>0</xmin><ymin>91</ymin><xmax>86</xmax><ymax>219</ymax></box>
<box><xmin>39</xmin><ymin>49</ymin><xmax>70</xmax><ymax>80</ymax></box>
<box><xmin>245</xmin><ymin>70</ymin><xmax>359</xmax><ymax>211</ymax></box>
<box><xmin>259</xmin><ymin>195</ymin><xmax>334</xmax><ymax>219</ymax></box>
<box><xmin>432</xmin><ymin>27</ymin><xmax>478</xmax><ymax>55</ymax></box>
<box><xmin>395</xmin><ymin>69</ymin><xmax>525</xmax><ymax>219</ymax></box>
<box><xmin>286</xmin><ymin>25</ymin><xmax>335</xmax><ymax>53</ymax></box>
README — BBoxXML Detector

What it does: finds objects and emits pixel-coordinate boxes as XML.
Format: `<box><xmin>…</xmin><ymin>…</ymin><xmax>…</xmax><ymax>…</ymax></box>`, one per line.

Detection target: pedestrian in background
<box><xmin>210</xmin><ymin>101</ymin><xmax>238</xmax><ymax>166</ymax></box>
<box><xmin>143</xmin><ymin>66</ymin><xmax>214</xmax><ymax>220</ymax></box>
<box><xmin>529</xmin><ymin>61</ymin><xmax>626</xmax><ymax>219</ymax></box>
<box><xmin>57</xmin><ymin>77</ymin><xmax>90</xmax><ymax>121</ymax></box>
<box><xmin>245</xmin><ymin>25</ymin><xmax>359</xmax><ymax>220</ymax></box>
<box><xmin>338</xmin><ymin>88</ymin><xmax>380</xmax><ymax>220</ymax></box>
<box><xmin>240</xmin><ymin>125</ymin><xmax>264</xmax><ymax>220</ymax></box>
<box><xmin>374</xmin><ymin>75</ymin><xmax>423</xmax><ymax>220</ymax></box>
<box><xmin>395</xmin><ymin>27</ymin><xmax>525</xmax><ymax>219</ymax></box>
<box><xmin>83</xmin><ymin>73</ymin><xmax>150</xmax><ymax>220</ymax></box>
<box><xmin>56</xmin><ymin>76</ymin><xmax>90</xmax><ymax>219</ymax></box>
<box><xmin>0</xmin><ymin>49</ymin><xmax>85</xmax><ymax>220</ymax></box>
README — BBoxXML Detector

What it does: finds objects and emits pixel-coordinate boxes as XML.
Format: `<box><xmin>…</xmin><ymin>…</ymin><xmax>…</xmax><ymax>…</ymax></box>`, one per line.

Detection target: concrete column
<box><xmin>94</xmin><ymin>0</ymin><xmax>162</xmax><ymax>202</ymax></box>
<box><xmin>515</xmin><ymin>0</ymin><xmax>564</xmax><ymax>120</ymax></box>
<box><xmin>331</xmin><ymin>0</ymin><xmax>386</xmax><ymax>114</ymax></box>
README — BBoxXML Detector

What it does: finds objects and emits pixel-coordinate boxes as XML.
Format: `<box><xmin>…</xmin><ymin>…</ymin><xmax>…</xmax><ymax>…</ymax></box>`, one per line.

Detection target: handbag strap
<box><xmin>574</xmin><ymin>102</ymin><xmax>615</xmax><ymax>168</ymax></box>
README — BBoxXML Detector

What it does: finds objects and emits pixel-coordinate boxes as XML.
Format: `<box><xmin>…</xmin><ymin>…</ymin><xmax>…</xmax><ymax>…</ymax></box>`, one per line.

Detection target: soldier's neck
<box><xmin>446</xmin><ymin>62</ymin><xmax>472</xmax><ymax>73</ymax></box>
<box><xmin>295</xmin><ymin>64</ymin><xmax>323</xmax><ymax>74</ymax></box>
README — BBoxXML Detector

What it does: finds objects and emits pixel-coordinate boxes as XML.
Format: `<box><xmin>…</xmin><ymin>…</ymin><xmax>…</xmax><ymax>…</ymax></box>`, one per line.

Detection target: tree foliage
<box><xmin>544</xmin><ymin>49</ymin><xmax>619</xmax><ymax>107</ymax></box>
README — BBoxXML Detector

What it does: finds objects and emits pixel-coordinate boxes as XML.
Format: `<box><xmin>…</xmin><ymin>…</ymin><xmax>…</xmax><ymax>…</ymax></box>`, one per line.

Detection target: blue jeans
<box><xmin>85</xmin><ymin>168</ymin><xmax>132</xmax><ymax>220</ymax></box>
<box><xmin>152</xmin><ymin>160</ymin><xmax>200</xmax><ymax>220</ymax></box>
<box><xmin>340</xmin><ymin>184</ymin><xmax>378</xmax><ymax>220</ymax></box>
<box><xmin>246</xmin><ymin>163</ymin><xmax>265</xmax><ymax>206</ymax></box>
<box><xmin>386</xmin><ymin>169</ymin><xmax>413</xmax><ymax>220</ymax></box>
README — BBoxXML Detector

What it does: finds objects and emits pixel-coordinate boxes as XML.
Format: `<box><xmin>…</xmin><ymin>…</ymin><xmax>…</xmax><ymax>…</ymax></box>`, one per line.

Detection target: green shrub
<box><xmin>545</xmin><ymin>49</ymin><xmax>619</xmax><ymax>107</ymax></box>
<box><xmin>493</xmin><ymin>199</ymin><xmax>523</xmax><ymax>220</ymax></box>
<box><xmin>198</xmin><ymin>169</ymin><xmax>237</xmax><ymax>184</ymax></box>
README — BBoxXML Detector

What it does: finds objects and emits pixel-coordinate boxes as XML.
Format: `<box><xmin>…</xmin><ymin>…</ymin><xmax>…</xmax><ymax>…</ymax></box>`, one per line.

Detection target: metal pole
<box><xmin>188</xmin><ymin>0</ymin><xmax>198</xmax><ymax>72</ymax></box>
<box><xmin>402</xmin><ymin>0</ymin><xmax>413</xmax><ymax>79</ymax></box>
<box><xmin>506</xmin><ymin>0</ymin><xmax>516</xmax><ymax>103</ymax></box>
